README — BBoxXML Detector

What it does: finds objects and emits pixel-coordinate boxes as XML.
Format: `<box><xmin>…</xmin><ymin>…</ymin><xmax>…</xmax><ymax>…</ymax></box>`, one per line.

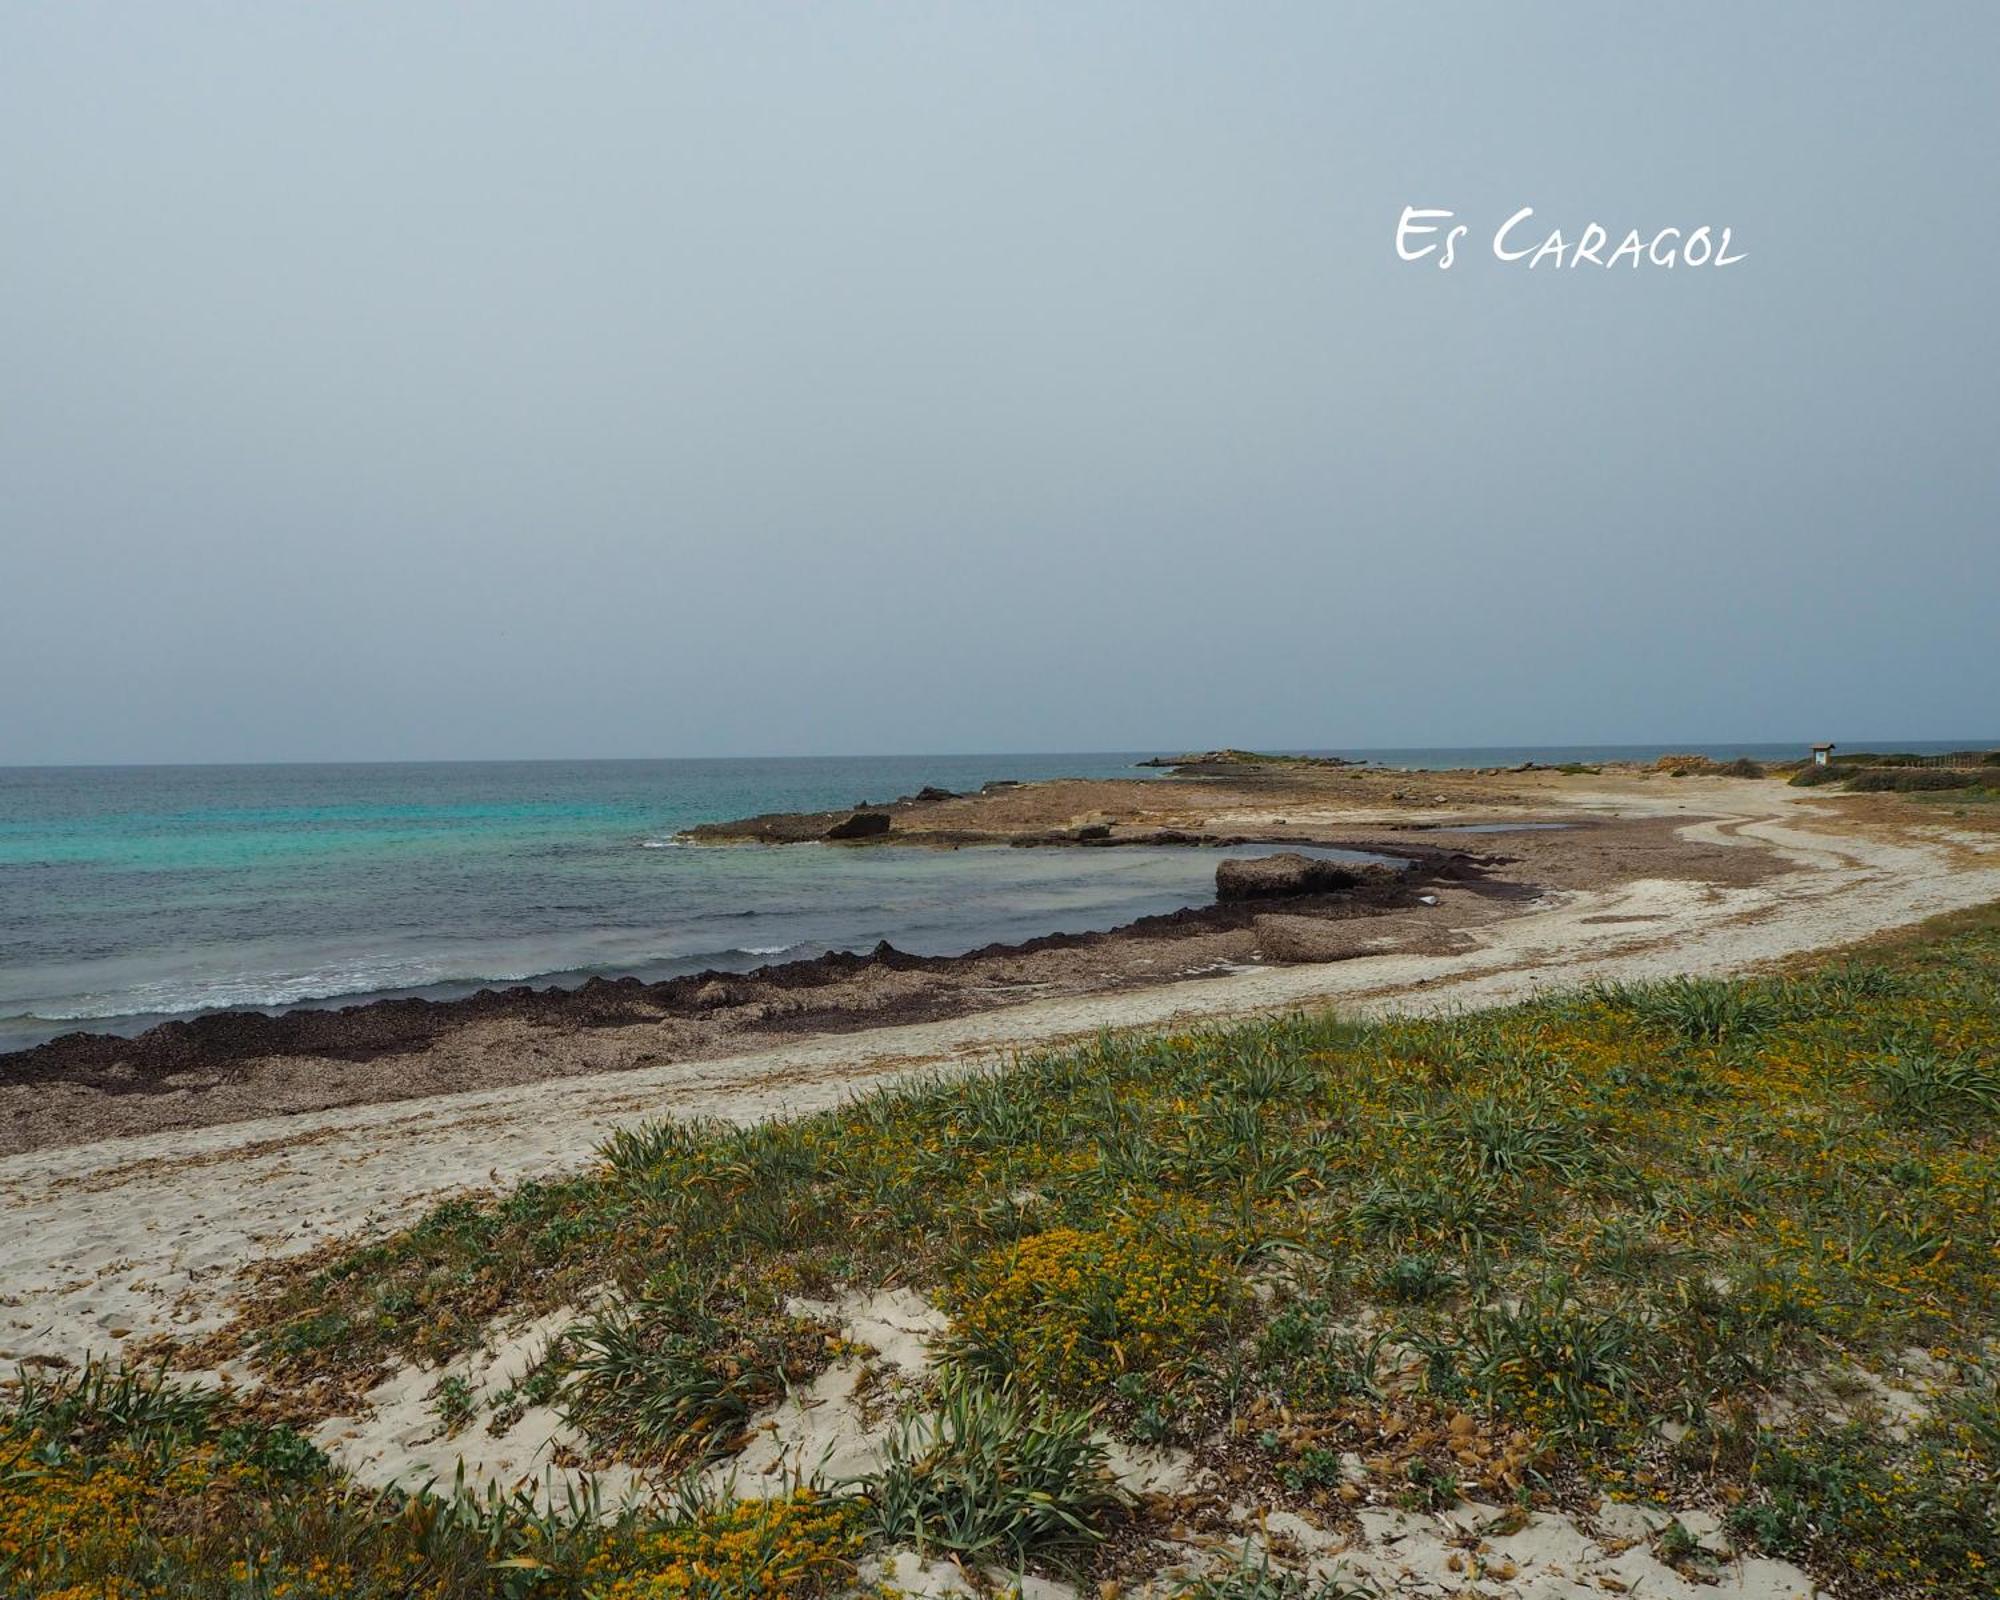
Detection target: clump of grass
<box><xmin>1380</xmin><ymin>1252</ymin><xmax>1458</xmax><ymax>1304</ymax></box>
<box><xmin>559</xmin><ymin>1306</ymin><xmax>807</xmax><ymax>1469</ymax></box>
<box><xmin>1809</xmin><ymin>961</ymin><xmax>1910</xmax><ymax>1004</ymax></box>
<box><xmin>1870</xmin><ymin>1050</ymin><xmax>2000</xmax><ymax>1125</ymax></box>
<box><xmin>4</xmin><ymin>1360</ymin><xmax>218</xmax><ymax>1465</ymax></box>
<box><xmin>1445</xmin><ymin>1094</ymin><xmax>1593</xmax><ymax>1181</ymax></box>
<box><xmin>867</xmin><ymin>1376</ymin><xmax>1125</xmax><ymax>1569</ymax></box>
<box><xmin>1256</xmin><ymin>1306</ymin><xmax>1397</xmax><ymax>1407</ymax></box>
<box><xmin>1417</xmin><ymin>1281</ymin><xmax>1650</xmax><ymax>1442</ymax></box>
<box><xmin>1617</xmin><ymin>975</ymin><xmax>1784</xmax><ymax>1043</ymax></box>
<box><xmin>1350</xmin><ymin>1176</ymin><xmax>1511</xmax><ymax>1252</ymax></box>
<box><xmin>429</xmin><ymin>1373</ymin><xmax>478</xmax><ymax>1435</ymax></box>
<box><xmin>1173</xmin><ymin>1546</ymin><xmax>1383</xmax><ymax>1597</ymax></box>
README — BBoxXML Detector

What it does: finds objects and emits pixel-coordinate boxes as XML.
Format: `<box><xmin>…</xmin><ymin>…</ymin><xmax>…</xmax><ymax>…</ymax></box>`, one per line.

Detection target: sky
<box><xmin>2</xmin><ymin>3</ymin><xmax>1995</xmax><ymax>763</ymax></box>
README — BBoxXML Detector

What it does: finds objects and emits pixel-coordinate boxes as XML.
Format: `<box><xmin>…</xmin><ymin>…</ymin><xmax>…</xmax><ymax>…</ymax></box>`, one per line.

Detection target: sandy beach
<box><xmin>10</xmin><ymin>10</ymin><xmax>1998</xmax><ymax>1591</ymax></box>
<box><xmin>6</xmin><ymin>763</ymin><xmax>1996</xmax><ymax>1378</ymax></box>
<box><xmin>0</xmin><ymin>760</ymin><xmax>1828</xmax><ymax>1154</ymax></box>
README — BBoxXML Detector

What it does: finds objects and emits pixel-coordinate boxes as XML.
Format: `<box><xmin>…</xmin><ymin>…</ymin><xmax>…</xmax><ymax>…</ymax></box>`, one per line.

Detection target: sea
<box><xmin>0</xmin><ymin>741</ymin><xmax>1983</xmax><ymax>1051</ymax></box>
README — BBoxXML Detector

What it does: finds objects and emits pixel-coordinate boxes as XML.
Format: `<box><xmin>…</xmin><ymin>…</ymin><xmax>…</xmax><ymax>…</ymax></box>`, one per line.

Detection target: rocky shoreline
<box><xmin>6</xmin><ymin>757</ymin><xmax>1801</xmax><ymax>1155</ymax></box>
<box><xmin>0</xmin><ymin>833</ymin><xmax>1496</xmax><ymax>1152</ymax></box>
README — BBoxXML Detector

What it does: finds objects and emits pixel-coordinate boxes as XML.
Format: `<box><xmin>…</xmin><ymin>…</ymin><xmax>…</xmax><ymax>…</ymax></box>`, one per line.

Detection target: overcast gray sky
<box><xmin>2</xmin><ymin>3</ymin><xmax>1994</xmax><ymax>763</ymax></box>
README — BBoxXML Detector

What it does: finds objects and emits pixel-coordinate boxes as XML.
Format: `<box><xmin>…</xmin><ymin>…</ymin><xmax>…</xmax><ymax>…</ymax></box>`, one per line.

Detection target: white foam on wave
<box><xmin>13</xmin><ymin>936</ymin><xmax>827</xmax><ymax>1030</ymax></box>
<box><xmin>23</xmin><ymin>957</ymin><xmax>547</xmax><ymax>1021</ymax></box>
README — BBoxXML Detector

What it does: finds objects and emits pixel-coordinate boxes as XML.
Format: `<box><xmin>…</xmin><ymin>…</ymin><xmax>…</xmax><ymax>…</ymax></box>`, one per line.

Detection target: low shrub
<box><xmin>595</xmin><ymin>1489</ymin><xmax>868</xmax><ymax>1600</ymax></box>
<box><xmin>1848</xmin><ymin>769</ymin><xmax>1980</xmax><ymax>793</ymax></box>
<box><xmin>945</xmin><ymin>1219</ymin><xmax>1240</xmax><ymax>1395</ymax></box>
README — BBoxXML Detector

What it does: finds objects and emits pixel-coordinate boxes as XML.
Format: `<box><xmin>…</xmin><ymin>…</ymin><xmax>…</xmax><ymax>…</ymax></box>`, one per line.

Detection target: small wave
<box><xmin>7</xmin><ymin>938</ymin><xmax>828</xmax><ymax>1034</ymax></box>
<box><xmin>20</xmin><ymin>959</ymin><xmax>549</xmax><ymax>1021</ymax></box>
<box><xmin>640</xmin><ymin>836</ymin><xmax>695</xmax><ymax>849</ymax></box>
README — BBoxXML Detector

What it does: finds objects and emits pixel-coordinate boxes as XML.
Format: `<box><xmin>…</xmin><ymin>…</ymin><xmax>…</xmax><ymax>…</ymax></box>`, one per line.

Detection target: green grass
<box><xmin>558</xmin><ymin>1305</ymin><xmax>798</xmax><ymax>1469</ymax></box>
<box><xmin>867</xmin><ymin>1374</ymin><xmax>1124</xmax><ymax>1569</ymax></box>
<box><xmin>10</xmin><ymin>907</ymin><xmax>2000</xmax><ymax>1598</ymax></box>
<box><xmin>1171</xmin><ymin>1547</ymin><xmax>1384</xmax><ymax>1598</ymax></box>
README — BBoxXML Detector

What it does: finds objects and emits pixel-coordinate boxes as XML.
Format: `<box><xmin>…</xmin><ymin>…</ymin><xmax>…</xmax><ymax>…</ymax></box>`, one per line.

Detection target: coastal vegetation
<box><xmin>6</xmin><ymin>908</ymin><xmax>1999</xmax><ymax>1597</ymax></box>
<box><xmin>1654</xmin><ymin>753</ymin><xmax>1765</xmax><ymax>777</ymax></box>
<box><xmin>1790</xmin><ymin>751</ymin><xmax>2000</xmax><ymax>794</ymax></box>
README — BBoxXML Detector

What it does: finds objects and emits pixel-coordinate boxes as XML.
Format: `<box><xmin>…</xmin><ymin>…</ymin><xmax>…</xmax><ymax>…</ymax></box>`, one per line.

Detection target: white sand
<box><xmin>3</xmin><ymin>783</ymin><xmax>1995</xmax><ymax>1381</ymax></box>
<box><xmin>314</xmin><ymin>1279</ymin><xmax>1824</xmax><ymax>1599</ymax></box>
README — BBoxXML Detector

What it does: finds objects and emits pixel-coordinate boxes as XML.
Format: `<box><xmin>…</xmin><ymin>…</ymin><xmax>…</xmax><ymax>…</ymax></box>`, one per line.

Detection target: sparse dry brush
<box><xmin>8</xmin><ymin>908</ymin><xmax>2000</xmax><ymax>1597</ymax></box>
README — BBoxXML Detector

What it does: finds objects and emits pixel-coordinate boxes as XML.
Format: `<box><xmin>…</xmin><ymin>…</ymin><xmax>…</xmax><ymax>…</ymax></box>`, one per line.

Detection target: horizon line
<box><xmin>4</xmin><ymin>736</ymin><xmax>1996</xmax><ymax>773</ymax></box>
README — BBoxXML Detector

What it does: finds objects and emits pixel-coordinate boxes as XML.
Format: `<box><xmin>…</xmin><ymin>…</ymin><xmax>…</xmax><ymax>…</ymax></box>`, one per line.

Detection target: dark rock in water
<box><xmin>981</xmin><ymin>779</ymin><xmax>1021</xmax><ymax>791</ymax></box>
<box><xmin>683</xmin><ymin>809</ymin><xmax>847</xmax><ymax>843</ymax></box>
<box><xmin>1075</xmin><ymin>823</ymin><xmax>1112</xmax><ymax>840</ymax></box>
<box><xmin>825</xmin><ymin>811</ymin><xmax>892</xmax><ymax>840</ymax></box>
<box><xmin>912</xmin><ymin>786</ymin><xmax>958</xmax><ymax>803</ymax></box>
<box><xmin>1216</xmin><ymin>852</ymin><xmax>1371</xmax><ymax>901</ymax></box>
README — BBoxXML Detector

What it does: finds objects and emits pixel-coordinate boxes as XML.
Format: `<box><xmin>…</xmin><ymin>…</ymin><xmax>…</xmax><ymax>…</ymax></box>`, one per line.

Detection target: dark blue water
<box><xmin>2</xmin><ymin>742</ymin><xmax>1984</xmax><ymax>1050</ymax></box>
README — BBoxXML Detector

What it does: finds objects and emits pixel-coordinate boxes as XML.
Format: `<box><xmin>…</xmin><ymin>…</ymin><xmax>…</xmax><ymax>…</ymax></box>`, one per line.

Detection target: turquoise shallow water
<box><xmin>2</xmin><ymin>743</ymin><xmax>1983</xmax><ymax>1050</ymax></box>
<box><xmin>0</xmin><ymin>755</ymin><xmax>1166</xmax><ymax>1047</ymax></box>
